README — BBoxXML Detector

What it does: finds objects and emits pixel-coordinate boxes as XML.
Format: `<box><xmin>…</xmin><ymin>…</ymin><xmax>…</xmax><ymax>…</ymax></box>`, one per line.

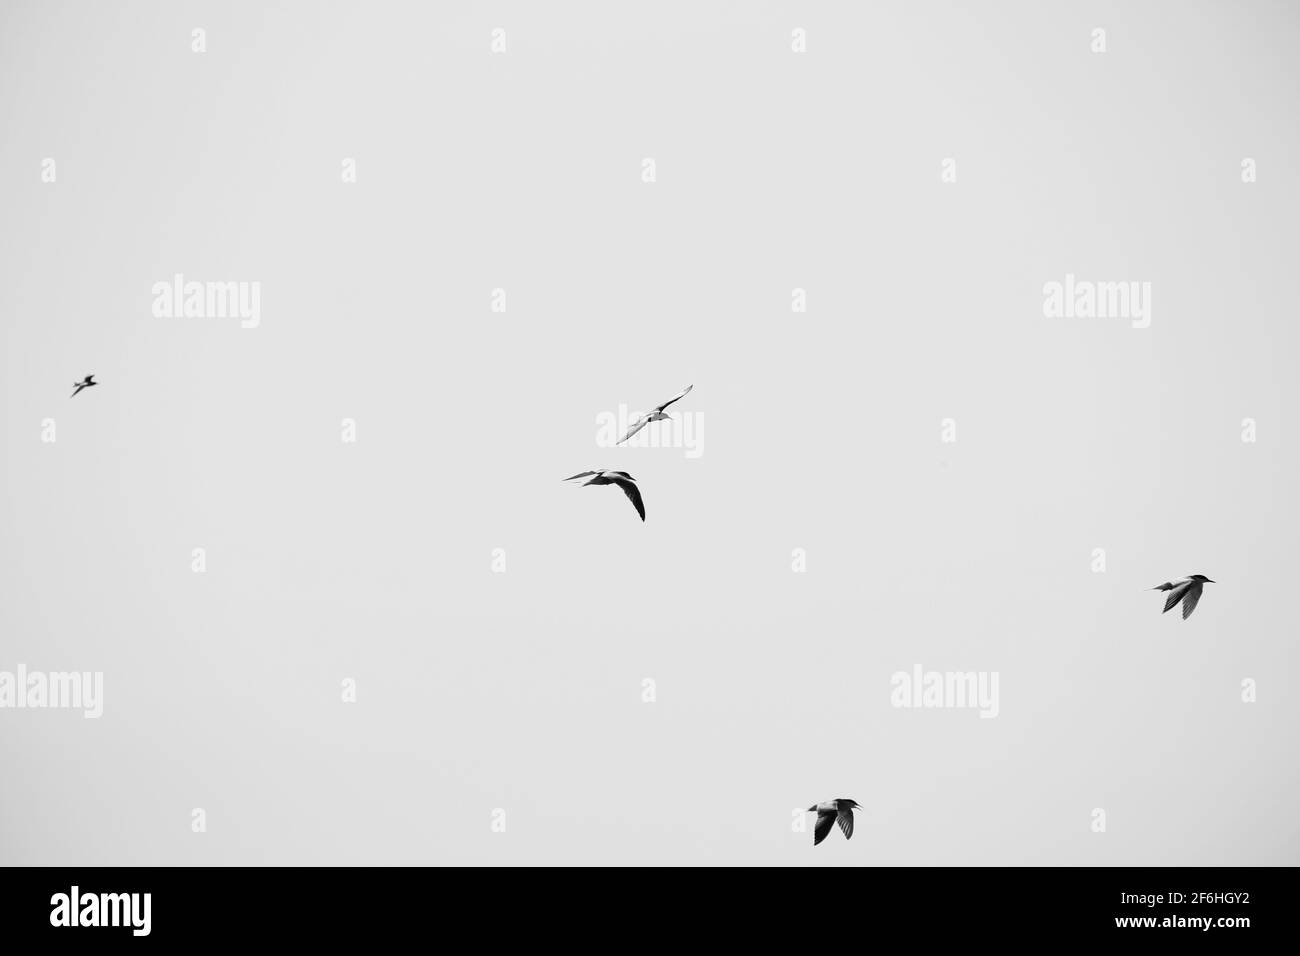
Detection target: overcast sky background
<box><xmin>1</xmin><ymin>0</ymin><xmax>1297</xmax><ymax>865</ymax></box>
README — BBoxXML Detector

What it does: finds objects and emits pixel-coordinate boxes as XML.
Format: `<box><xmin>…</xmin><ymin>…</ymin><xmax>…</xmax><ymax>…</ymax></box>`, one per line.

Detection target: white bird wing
<box><xmin>655</xmin><ymin>383</ymin><xmax>693</xmax><ymax>413</ymax></box>
<box><xmin>1181</xmin><ymin>582</ymin><xmax>1204</xmax><ymax>619</ymax></box>
<box><xmin>813</xmin><ymin>809</ymin><xmax>837</xmax><ymax>846</ymax></box>
<box><xmin>1162</xmin><ymin>581</ymin><xmax>1192</xmax><ymax>613</ymax></box>
<box><xmin>836</xmin><ymin>808</ymin><xmax>855</xmax><ymax>840</ymax></box>
<box><xmin>617</xmin><ymin>418</ymin><xmax>650</xmax><ymax>444</ymax></box>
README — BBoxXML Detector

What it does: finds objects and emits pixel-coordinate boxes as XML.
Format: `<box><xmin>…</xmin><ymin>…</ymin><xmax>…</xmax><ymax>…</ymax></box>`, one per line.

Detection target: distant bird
<box><xmin>808</xmin><ymin>798</ymin><xmax>862</xmax><ymax>846</ymax></box>
<box><xmin>618</xmin><ymin>384</ymin><xmax>693</xmax><ymax>444</ymax></box>
<box><xmin>70</xmin><ymin>374</ymin><xmax>97</xmax><ymax>398</ymax></box>
<box><xmin>563</xmin><ymin>470</ymin><xmax>645</xmax><ymax>522</ymax></box>
<box><xmin>1152</xmin><ymin>575</ymin><xmax>1215</xmax><ymax>619</ymax></box>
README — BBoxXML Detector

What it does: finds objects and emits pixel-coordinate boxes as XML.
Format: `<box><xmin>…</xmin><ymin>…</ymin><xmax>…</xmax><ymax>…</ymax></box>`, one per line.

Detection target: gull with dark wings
<box><xmin>563</xmin><ymin>470</ymin><xmax>646</xmax><ymax>522</ymax></box>
<box><xmin>70</xmin><ymin>374</ymin><xmax>97</xmax><ymax>398</ymax></box>
<box><xmin>808</xmin><ymin>798</ymin><xmax>862</xmax><ymax>846</ymax></box>
<box><xmin>1152</xmin><ymin>574</ymin><xmax>1215</xmax><ymax>620</ymax></box>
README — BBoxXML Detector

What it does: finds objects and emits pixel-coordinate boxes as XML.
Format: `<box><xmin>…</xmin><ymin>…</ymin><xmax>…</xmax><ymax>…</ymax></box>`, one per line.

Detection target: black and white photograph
<box><xmin>0</xmin><ymin>0</ymin><xmax>1293</xmax><ymax>940</ymax></box>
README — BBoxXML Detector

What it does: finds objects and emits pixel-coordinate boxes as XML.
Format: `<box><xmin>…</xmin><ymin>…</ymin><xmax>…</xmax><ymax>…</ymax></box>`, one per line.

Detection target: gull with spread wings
<box><xmin>563</xmin><ymin>470</ymin><xmax>646</xmax><ymax>522</ymax></box>
<box><xmin>70</xmin><ymin>374</ymin><xmax>97</xmax><ymax>398</ymax></box>
<box><xmin>808</xmin><ymin>799</ymin><xmax>862</xmax><ymax>846</ymax></box>
<box><xmin>1152</xmin><ymin>574</ymin><xmax>1215</xmax><ymax>620</ymax></box>
<box><xmin>617</xmin><ymin>384</ymin><xmax>693</xmax><ymax>444</ymax></box>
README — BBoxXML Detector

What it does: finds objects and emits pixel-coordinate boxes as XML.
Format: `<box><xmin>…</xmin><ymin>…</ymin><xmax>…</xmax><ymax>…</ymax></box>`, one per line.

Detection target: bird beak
<box><xmin>1207</xmin><ymin>579</ymin><xmax>1216</xmax><ymax>583</ymax></box>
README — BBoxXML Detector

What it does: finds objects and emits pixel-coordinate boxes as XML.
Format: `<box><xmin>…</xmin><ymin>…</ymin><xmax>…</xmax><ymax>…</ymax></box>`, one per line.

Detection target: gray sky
<box><xmin>1</xmin><ymin>0</ymin><xmax>1296</xmax><ymax>865</ymax></box>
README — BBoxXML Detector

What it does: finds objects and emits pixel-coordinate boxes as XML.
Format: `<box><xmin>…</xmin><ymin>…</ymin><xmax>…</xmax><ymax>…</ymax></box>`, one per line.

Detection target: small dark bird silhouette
<box><xmin>563</xmin><ymin>470</ymin><xmax>645</xmax><ymax>522</ymax></box>
<box><xmin>1152</xmin><ymin>575</ymin><xmax>1215</xmax><ymax>619</ymax></box>
<box><xmin>70</xmin><ymin>374</ymin><xmax>97</xmax><ymax>398</ymax></box>
<box><xmin>808</xmin><ymin>798</ymin><xmax>862</xmax><ymax>845</ymax></box>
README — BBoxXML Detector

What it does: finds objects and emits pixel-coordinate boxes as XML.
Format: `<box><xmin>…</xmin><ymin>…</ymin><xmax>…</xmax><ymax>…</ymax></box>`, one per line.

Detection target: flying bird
<box><xmin>1152</xmin><ymin>575</ymin><xmax>1215</xmax><ymax>619</ymax></box>
<box><xmin>70</xmin><ymin>374</ymin><xmax>97</xmax><ymax>398</ymax></box>
<box><xmin>618</xmin><ymin>384</ymin><xmax>693</xmax><ymax>444</ymax></box>
<box><xmin>808</xmin><ymin>798</ymin><xmax>862</xmax><ymax>846</ymax></box>
<box><xmin>563</xmin><ymin>470</ymin><xmax>645</xmax><ymax>522</ymax></box>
